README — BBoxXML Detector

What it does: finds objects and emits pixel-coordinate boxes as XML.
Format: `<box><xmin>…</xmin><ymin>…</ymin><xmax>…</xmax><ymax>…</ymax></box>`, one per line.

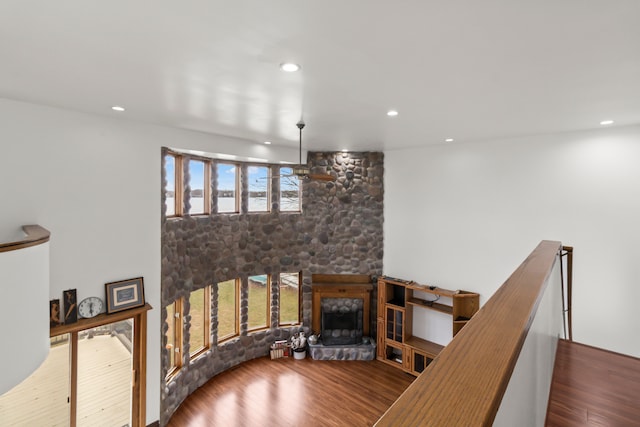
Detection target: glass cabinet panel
<box><xmin>385</xmin><ymin>306</ymin><xmax>404</xmax><ymax>343</ymax></box>
<box><xmin>394</xmin><ymin>310</ymin><xmax>403</xmax><ymax>341</ymax></box>
<box><xmin>414</xmin><ymin>352</ymin><xmax>426</xmax><ymax>374</ymax></box>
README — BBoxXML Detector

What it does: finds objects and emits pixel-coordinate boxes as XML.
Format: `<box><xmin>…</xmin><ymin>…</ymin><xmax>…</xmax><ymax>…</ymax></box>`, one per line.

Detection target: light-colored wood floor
<box><xmin>546</xmin><ymin>339</ymin><xmax>640</xmax><ymax>426</ymax></box>
<box><xmin>0</xmin><ymin>335</ymin><xmax>132</xmax><ymax>427</ymax></box>
<box><xmin>167</xmin><ymin>357</ymin><xmax>415</xmax><ymax>427</ymax></box>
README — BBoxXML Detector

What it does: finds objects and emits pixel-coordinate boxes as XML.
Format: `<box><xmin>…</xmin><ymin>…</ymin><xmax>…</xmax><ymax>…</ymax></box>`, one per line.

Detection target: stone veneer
<box><xmin>308</xmin><ymin>342</ymin><xmax>377</xmax><ymax>361</ymax></box>
<box><xmin>160</xmin><ymin>149</ymin><xmax>384</xmax><ymax>425</ymax></box>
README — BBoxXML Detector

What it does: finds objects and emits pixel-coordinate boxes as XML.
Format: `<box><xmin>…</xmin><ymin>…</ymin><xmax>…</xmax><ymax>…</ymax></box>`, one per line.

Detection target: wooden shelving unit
<box><xmin>376</xmin><ymin>276</ymin><xmax>479</xmax><ymax>376</ymax></box>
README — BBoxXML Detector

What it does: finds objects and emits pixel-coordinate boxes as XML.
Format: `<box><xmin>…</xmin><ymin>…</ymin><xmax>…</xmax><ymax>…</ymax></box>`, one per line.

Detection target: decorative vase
<box><xmin>293</xmin><ymin>349</ymin><xmax>306</xmax><ymax>360</ymax></box>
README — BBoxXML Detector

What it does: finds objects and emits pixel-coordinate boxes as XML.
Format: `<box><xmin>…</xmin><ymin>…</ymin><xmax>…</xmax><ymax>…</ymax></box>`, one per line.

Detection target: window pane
<box><xmin>279</xmin><ymin>272</ymin><xmax>300</xmax><ymax>325</ymax></box>
<box><xmin>0</xmin><ymin>335</ymin><xmax>70</xmax><ymax>426</ymax></box>
<box><xmin>248</xmin><ymin>275</ymin><xmax>268</xmax><ymax>330</ymax></box>
<box><xmin>280</xmin><ymin>168</ymin><xmax>300</xmax><ymax>212</ymax></box>
<box><xmin>165</xmin><ymin>155</ymin><xmax>175</xmax><ymax>216</ymax></box>
<box><xmin>166</xmin><ymin>303</ymin><xmax>176</xmax><ymax>371</ymax></box>
<box><xmin>218</xmin><ymin>279</ymin><xmax>237</xmax><ymax>340</ymax></box>
<box><xmin>188</xmin><ymin>159</ymin><xmax>205</xmax><ymax>215</ymax></box>
<box><xmin>217</xmin><ymin>163</ymin><xmax>237</xmax><ymax>213</ymax></box>
<box><xmin>189</xmin><ymin>287</ymin><xmax>209</xmax><ymax>357</ymax></box>
<box><xmin>77</xmin><ymin>320</ymin><xmax>133</xmax><ymax>427</ymax></box>
<box><xmin>248</xmin><ymin>166</ymin><xmax>269</xmax><ymax>212</ymax></box>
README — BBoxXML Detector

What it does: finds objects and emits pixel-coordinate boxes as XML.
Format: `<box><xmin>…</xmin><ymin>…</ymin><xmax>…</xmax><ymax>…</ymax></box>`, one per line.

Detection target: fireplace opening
<box><xmin>320</xmin><ymin>297</ymin><xmax>364</xmax><ymax>346</ymax></box>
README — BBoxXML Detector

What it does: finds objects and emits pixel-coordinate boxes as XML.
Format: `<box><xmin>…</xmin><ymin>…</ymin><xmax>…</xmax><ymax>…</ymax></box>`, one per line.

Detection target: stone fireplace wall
<box><xmin>160</xmin><ymin>151</ymin><xmax>384</xmax><ymax>424</ymax></box>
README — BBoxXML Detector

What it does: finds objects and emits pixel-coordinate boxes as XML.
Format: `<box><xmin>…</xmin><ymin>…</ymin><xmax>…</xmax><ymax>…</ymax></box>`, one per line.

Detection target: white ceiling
<box><xmin>2</xmin><ymin>1</ymin><xmax>640</xmax><ymax>152</ymax></box>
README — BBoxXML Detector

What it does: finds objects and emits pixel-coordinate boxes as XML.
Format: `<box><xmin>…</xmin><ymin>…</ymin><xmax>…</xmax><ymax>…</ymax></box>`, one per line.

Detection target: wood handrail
<box><xmin>0</xmin><ymin>225</ymin><xmax>51</xmax><ymax>253</ymax></box>
<box><xmin>375</xmin><ymin>240</ymin><xmax>562</xmax><ymax>427</ymax></box>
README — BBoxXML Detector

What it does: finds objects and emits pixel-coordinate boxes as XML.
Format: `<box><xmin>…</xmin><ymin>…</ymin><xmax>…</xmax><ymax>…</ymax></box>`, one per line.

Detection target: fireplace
<box><xmin>310</xmin><ymin>275</ymin><xmax>375</xmax><ymax>360</ymax></box>
<box><xmin>321</xmin><ymin>298</ymin><xmax>363</xmax><ymax>346</ymax></box>
<box><xmin>311</xmin><ymin>275</ymin><xmax>373</xmax><ymax>344</ymax></box>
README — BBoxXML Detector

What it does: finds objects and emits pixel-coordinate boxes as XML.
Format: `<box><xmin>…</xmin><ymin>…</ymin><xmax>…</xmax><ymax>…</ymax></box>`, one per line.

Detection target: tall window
<box><xmin>166</xmin><ymin>299</ymin><xmax>183</xmax><ymax>378</ymax></box>
<box><xmin>248</xmin><ymin>166</ymin><xmax>269</xmax><ymax>212</ymax></box>
<box><xmin>279</xmin><ymin>272</ymin><xmax>301</xmax><ymax>325</ymax></box>
<box><xmin>188</xmin><ymin>159</ymin><xmax>209</xmax><ymax>215</ymax></box>
<box><xmin>217</xmin><ymin>279</ymin><xmax>239</xmax><ymax>341</ymax></box>
<box><xmin>280</xmin><ymin>167</ymin><xmax>300</xmax><ymax>212</ymax></box>
<box><xmin>188</xmin><ymin>286</ymin><xmax>211</xmax><ymax>359</ymax></box>
<box><xmin>247</xmin><ymin>275</ymin><xmax>269</xmax><ymax>330</ymax></box>
<box><xmin>165</xmin><ymin>154</ymin><xmax>176</xmax><ymax>216</ymax></box>
<box><xmin>217</xmin><ymin>163</ymin><xmax>238</xmax><ymax>213</ymax></box>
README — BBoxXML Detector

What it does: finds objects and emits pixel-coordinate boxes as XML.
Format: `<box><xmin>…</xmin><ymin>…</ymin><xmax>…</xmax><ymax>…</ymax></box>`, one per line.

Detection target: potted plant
<box><xmin>290</xmin><ymin>331</ymin><xmax>307</xmax><ymax>360</ymax></box>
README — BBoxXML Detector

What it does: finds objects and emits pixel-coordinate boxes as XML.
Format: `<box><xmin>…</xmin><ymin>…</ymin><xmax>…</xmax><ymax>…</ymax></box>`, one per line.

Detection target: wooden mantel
<box><xmin>311</xmin><ymin>274</ymin><xmax>373</xmax><ymax>336</ymax></box>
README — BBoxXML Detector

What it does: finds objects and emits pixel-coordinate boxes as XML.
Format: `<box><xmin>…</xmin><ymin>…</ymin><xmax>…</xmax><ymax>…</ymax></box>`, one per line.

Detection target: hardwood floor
<box><xmin>546</xmin><ymin>339</ymin><xmax>640</xmax><ymax>427</ymax></box>
<box><xmin>167</xmin><ymin>358</ymin><xmax>414</xmax><ymax>427</ymax></box>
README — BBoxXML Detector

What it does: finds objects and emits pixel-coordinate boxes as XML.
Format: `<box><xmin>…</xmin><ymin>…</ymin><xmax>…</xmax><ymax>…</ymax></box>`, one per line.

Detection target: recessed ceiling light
<box><xmin>280</xmin><ymin>63</ymin><xmax>300</xmax><ymax>72</ymax></box>
<box><xmin>445</xmin><ymin>138</ymin><xmax>454</xmax><ymax>142</ymax></box>
<box><xmin>111</xmin><ymin>105</ymin><xmax>125</xmax><ymax>112</ymax></box>
<box><xmin>600</xmin><ymin>120</ymin><xmax>614</xmax><ymax>125</ymax></box>
<box><xmin>341</xmin><ymin>149</ymin><xmax>349</xmax><ymax>152</ymax></box>
<box><xmin>387</xmin><ymin>110</ymin><xmax>399</xmax><ymax>117</ymax></box>
<box><xmin>264</xmin><ymin>141</ymin><xmax>272</xmax><ymax>145</ymax></box>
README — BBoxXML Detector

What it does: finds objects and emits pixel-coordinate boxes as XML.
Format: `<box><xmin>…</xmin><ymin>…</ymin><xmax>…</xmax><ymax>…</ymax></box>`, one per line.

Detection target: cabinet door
<box><xmin>376</xmin><ymin>318</ymin><xmax>385</xmax><ymax>359</ymax></box>
<box><xmin>385</xmin><ymin>306</ymin><xmax>404</xmax><ymax>343</ymax></box>
<box><xmin>411</xmin><ymin>349</ymin><xmax>435</xmax><ymax>375</ymax></box>
<box><xmin>403</xmin><ymin>345</ymin><xmax>412</xmax><ymax>372</ymax></box>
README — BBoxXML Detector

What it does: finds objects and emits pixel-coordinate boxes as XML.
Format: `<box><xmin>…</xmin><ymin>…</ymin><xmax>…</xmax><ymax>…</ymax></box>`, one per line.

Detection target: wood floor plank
<box><xmin>167</xmin><ymin>358</ymin><xmax>414</xmax><ymax>427</ymax></box>
<box><xmin>546</xmin><ymin>339</ymin><xmax>640</xmax><ymax>427</ymax></box>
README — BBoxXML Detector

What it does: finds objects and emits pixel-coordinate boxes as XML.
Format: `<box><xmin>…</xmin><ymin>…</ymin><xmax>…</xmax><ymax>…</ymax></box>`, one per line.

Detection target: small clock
<box><xmin>78</xmin><ymin>296</ymin><xmax>104</xmax><ymax>318</ymax></box>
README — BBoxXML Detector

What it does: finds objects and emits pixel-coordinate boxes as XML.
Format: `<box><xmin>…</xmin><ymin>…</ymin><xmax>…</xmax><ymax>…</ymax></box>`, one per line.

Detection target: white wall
<box><xmin>0</xmin><ymin>242</ymin><xmax>50</xmax><ymax>395</ymax></box>
<box><xmin>493</xmin><ymin>260</ymin><xmax>563</xmax><ymax>426</ymax></box>
<box><xmin>384</xmin><ymin>125</ymin><xmax>640</xmax><ymax>357</ymax></box>
<box><xmin>0</xmin><ymin>98</ymin><xmax>299</xmax><ymax>424</ymax></box>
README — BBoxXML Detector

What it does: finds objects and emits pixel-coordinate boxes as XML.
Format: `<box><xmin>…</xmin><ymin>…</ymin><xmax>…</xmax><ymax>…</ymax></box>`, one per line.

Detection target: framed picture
<box><xmin>105</xmin><ymin>277</ymin><xmax>145</xmax><ymax>314</ymax></box>
<box><xmin>50</xmin><ymin>299</ymin><xmax>62</xmax><ymax>327</ymax></box>
<box><xmin>63</xmin><ymin>289</ymin><xmax>78</xmax><ymax>324</ymax></box>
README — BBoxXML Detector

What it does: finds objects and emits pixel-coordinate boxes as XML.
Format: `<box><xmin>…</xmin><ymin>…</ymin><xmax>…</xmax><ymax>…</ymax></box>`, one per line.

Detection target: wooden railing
<box><xmin>0</xmin><ymin>224</ymin><xmax>50</xmax><ymax>253</ymax></box>
<box><xmin>375</xmin><ymin>240</ymin><xmax>563</xmax><ymax>427</ymax></box>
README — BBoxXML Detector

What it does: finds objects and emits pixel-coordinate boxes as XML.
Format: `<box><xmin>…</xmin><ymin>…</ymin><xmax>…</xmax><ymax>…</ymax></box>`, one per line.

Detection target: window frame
<box><xmin>217</xmin><ymin>278</ymin><xmax>240</xmax><ymax>343</ymax></box>
<box><xmin>216</xmin><ymin>162</ymin><xmax>240</xmax><ymax>214</ymax></box>
<box><xmin>165</xmin><ymin>149</ymin><xmax>304</xmax><ymax>217</ymax></box>
<box><xmin>247</xmin><ymin>274</ymin><xmax>271</xmax><ymax>331</ymax></box>
<box><xmin>278</xmin><ymin>271</ymin><xmax>302</xmax><ymax>326</ymax></box>
<box><xmin>247</xmin><ymin>164</ymin><xmax>271</xmax><ymax>213</ymax></box>
<box><xmin>188</xmin><ymin>285</ymin><xmax>211</xmax><ymax>360</ymax></box>
<box><xmin>165</xmin><ymin>298</ymin><xmax>183</xmax><ymax>381</ymax></box>
<box><xmin>165</xmin><ymin>152</ymin><xmax>184</xmax><ymax>218</ymax></box>
<box><xmin>187</xmin><ymin>158</ymin><xmax>211</xmax><ymax>216</ymax></box>
<box><xmin>279</xmin><ymin>166</ymin><xmax>301</xmax><ymax>212</ymax></box>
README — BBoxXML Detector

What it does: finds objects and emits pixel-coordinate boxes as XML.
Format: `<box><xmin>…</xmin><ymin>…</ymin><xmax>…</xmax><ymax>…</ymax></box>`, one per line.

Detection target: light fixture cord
<box><xmin>297</xmin><ymin>121</ymin><xmax>305</xmax><ymax>165</ymax></box>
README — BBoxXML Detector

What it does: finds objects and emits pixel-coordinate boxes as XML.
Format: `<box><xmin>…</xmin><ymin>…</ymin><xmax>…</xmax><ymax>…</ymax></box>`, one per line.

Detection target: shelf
<box><xmin>405</xmin><ymin>336</ymin><xmax>444</xmax><ymax>356</ymax></box>
<box><xmin>377</xmin><ymin>275</ymin><xmax>479</xmax><ymax>375</ymax></box>
<box><xmin>51</xmin><ymin>303</ymin><xmax>152</xmax><ymax>336</ymax></box>
<box><xmin>406</xmin><ymin>283</ymin><xmax>458</xmax><ymax>298</ymax></box>
<box><xmin>407</xmin><ymin>297</ymin><xmax>453</xmax><ymax>315</ymax></box>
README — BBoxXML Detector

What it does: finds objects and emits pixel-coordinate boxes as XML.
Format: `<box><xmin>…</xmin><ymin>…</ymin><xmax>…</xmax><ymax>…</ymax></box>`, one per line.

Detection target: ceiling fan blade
<box><xmin>307</xmin><ymin>173</ymin><xmax>336</xmax><ymax>182</ymax></box>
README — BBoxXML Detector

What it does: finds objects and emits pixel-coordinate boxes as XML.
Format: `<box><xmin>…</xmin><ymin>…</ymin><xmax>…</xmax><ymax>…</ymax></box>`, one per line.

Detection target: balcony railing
<box><xmin>376</xmin><ymin>240</ymin><xmax>566</xmax><ymax>427</ymax></box>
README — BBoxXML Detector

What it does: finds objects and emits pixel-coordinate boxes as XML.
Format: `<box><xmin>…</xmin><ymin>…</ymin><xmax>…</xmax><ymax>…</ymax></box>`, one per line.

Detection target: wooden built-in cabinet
<box><xmin>376</xmin><ymin>276</ymin><xmax>479</xmax><ymax>375</ymax></box>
